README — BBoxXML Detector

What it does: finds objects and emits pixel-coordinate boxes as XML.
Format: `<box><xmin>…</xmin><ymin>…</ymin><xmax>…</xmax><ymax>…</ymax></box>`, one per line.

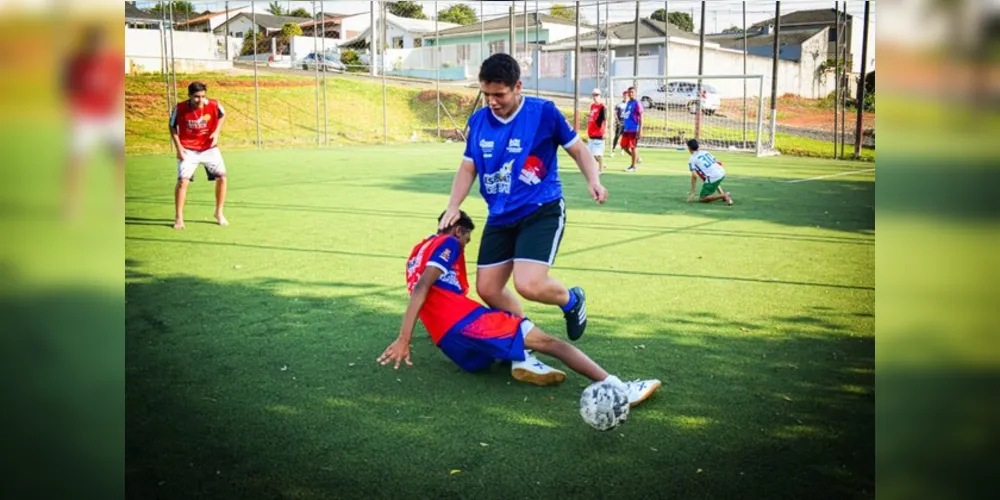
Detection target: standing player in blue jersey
<box><xmin>438</xmin><ymin>53</ymin><xmax>608</xmax><ymax>342</ymax></box>
<box><xmin>620</xmin><ymin>86</ymin><xmax>643</xmax><ymax>172</ymax></box>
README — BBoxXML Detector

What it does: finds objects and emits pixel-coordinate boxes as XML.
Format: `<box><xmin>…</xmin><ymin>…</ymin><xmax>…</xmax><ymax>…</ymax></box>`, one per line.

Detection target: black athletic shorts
<box><xmin>477</xmin><ymin>199</ymin><xmax>566</xmax><ymax>268</ymax></box>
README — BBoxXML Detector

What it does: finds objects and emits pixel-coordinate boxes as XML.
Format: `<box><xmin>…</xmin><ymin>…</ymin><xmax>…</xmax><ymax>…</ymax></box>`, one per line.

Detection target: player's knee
<box><xmin>513</xmin><ymin>275</ymin><xmax>544</xmax><ymax>301</ymax></box>
<box><xmin>476</xmin><ymin>280</ymin><xmax>504</xmax><ymax>305</ymax></box>
<box><xmin>524</xmin><ymin>329</ymin><xmax>560</xmax><ymax>353</ymax></box>
<box><xmin>176</xmin><ymin>178</ymin><xmax>190</xmax><ymax>188</ymax></box>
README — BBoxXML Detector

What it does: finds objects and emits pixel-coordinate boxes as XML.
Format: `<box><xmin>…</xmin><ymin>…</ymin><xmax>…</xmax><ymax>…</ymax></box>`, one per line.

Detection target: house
<box><xmin>423</xmin><ymin>13</ymin><xmax>591</xmax><ymax>54</ymax></box>
<box><xmin>338</xmin><ymin>13</ymin><xmax>460</xmax><ymax>49</ymax></box>
<box><xmin>172</xmin><ymin>5</ymin><xmax>252</xmax><ymax>33</ymax></box>
<box><xmin>706</xmin><ymin>27</ymin><xmax>829</xmax><ymax>62</ymax></box>
<box><xmin>742</xmin><ymin>8</ymin><xmax>853</xmax><ymax>66</ymax></box>
<box><xmin>545</xmin><ymin>18</ymin><xmax>699</xmax><ymax>56</ymax></box>
<box><xmin>212</xmin><ymin>12</ymin><xmax>312</xmax><ymax>39</ymax></box>
<box><xmin>299</xmin><ymin>12</ymin><xmax>358</xmax><ymax>41</ymax></box>
<box><xmin>125</xmin><ymin>2</ymin><xmax>168</xmax><ymax>29</ymax></box>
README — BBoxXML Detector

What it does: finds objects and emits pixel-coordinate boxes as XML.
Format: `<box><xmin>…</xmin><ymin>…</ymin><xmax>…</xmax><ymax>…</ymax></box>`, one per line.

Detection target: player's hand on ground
<box><xmin>438</xmin><ymin>206</ymin><xmax>461</xmax><ymax>231</ymax></box>
<box><xmin>687</xmin><ymin>193</ymin><xmax>695</xmax><ymax>203</ymax></box>
<box><xmin>377</xmin><ymin>338</ymin><xmax>413</xmax><ymax>369</ymax></box>
<box><xmin>589</xmin><ymin>182</ymin><xmax>608</xmax><ymax>204</ymax></box>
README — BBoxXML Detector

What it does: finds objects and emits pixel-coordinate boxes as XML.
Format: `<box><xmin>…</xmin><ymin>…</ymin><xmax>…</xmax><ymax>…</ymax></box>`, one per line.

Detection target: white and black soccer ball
<box><xmin>579</xmin><ymin>379</ymin><xmax>630</xmax><ymax>431</ymax></box>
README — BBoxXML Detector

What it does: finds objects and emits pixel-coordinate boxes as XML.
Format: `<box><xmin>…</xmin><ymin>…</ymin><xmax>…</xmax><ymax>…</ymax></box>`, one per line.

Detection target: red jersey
<box><xmin>65</xmin><ymin>50</ymin><xmax>124</xmax><ymax>118</ymax></box>
<box><xmin>170</xmin><ymin>99</ymin><xmax>225</xmax><ymax>152</ymax></box>
<box><xmin>406</xmin><ymin>234</ymin><xmax>481</xmax><ymax>344</ymax></box>
<box><xmin>587</xmin><ymin>102</ymin><xmax>606</xmax><ymax>139</ymax></box>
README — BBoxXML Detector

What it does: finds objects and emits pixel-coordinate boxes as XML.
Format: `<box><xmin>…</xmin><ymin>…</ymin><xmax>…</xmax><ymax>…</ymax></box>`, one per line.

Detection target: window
<box><xmin>392</xmin><ymin>36</ymin><xmax>404</xmax><ymax>49</ymax></box>
<box><xmin>234</xmin><ymin>31</ymin><xmax>243</xmax><ymax>38</ymax></box>
<box><xmin>828</xmin><ymin>28</ymin><xmax>838</xmax><ymax>42</ymax></box>
<box><xmin>413</xmin><ymin>38</ymin><xmax>423</xmax><ymax>48</ymax></box>
<box><xmin>489</xmin><ymin>40</ymin><xmax>506</xmax><ymax>55</ymax></box>
<box><xmin>457</xmin><ymin>44</ymin><xmax>471</xmax><ymax>65</ymax></box>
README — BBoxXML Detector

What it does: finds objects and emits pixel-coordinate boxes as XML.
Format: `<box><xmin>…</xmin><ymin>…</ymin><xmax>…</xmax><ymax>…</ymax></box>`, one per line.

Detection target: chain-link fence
<box><xmin>126</xmin><ymin>1</ymin><xmax>875</xmax><ymax>158</ymax></box>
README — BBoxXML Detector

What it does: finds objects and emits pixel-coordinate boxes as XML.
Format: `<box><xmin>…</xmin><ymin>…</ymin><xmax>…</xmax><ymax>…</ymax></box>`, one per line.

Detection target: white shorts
<box><xmin>177</xmin><ymin>147</ymin><xmax>227</xmax><ymax>181</ymax></box>
<box><xmin>71</xmin><ymin>115</ymin><xmax>124</xmax><ymax>156</ymax></box>
<box><xmin>587</xmin><ymin>138</ymin><xmax>605</xmax><ymax>157</ymax></box>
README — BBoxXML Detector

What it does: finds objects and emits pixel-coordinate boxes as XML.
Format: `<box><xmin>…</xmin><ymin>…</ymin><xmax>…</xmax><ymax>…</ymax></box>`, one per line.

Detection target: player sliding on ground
<box><xmin>686</xmin><ymin>139</ymin><xmax>734</xmax><ymax>205</ymax></box>
<box><xmin>377</xmin><ymin>211</ymin><xmax>661</xmax><ymax>408</ymax></box>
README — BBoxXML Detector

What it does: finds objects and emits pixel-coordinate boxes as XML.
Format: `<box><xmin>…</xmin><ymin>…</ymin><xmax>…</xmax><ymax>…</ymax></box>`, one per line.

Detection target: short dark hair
<box><xmin>627</xmin><ymin>86</ymin><xmax>636</xmax><ymax>91</ymax></box>
<box><xmin>687</xmin><ymin>139</ymin><xmax>700</xmax><ymax>151</ymax></box>
<box><xmin>438</xmin><ymin>210</ymin><xmax>475</xmax><ymax>233</ymax></box>
<box><xmin>478</xmin><ymin>53</ymin><xmax>520</xmax><ymax>89</ymax></box>
<box><xmin>188</xmin><ymin>81</ymin><xmax>207</xmax><ymax>95</ymax></box>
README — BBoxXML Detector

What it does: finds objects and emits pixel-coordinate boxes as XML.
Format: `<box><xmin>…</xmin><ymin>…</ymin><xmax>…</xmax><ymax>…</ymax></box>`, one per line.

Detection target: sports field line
<box><xmin>783</xmin><ymin>168</ymin><xmax>876</xmax><ymax>183</ymax></box>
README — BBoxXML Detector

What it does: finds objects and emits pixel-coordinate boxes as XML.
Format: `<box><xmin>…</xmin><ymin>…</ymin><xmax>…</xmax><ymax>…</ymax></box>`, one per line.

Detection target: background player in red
<box><xmin>378</xmin><ymin>211</ymin><xmax>661</xmax><ymax>407</ymax></box>
<box><xmin>586</xmin><ymin>88</ymin><xmax>607</xmax><ymax>174</ymax></box>
<box><xmin>170</xmin><ymin>82</ymin><xmax>228</xmax><ymax>230</ymax></box>
<box><xmin>63</xmin><ymin>25</ymin><xmax>124</xmax><ymax>218</ymax></box>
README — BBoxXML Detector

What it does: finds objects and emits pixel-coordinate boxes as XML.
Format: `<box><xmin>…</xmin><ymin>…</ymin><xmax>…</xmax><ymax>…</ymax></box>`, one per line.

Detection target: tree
<box><xmin>387</xmin><ymin>1</ymin><xmax>428</xmax><ymax>20</ymax></box>
<box><xmin>148</xmin><ymin>2</ymin><xmax>195</xmax><ymax>16</ymax></box>
<box><xmin>550</xmin><ymin>3</ymin><xmax>576</xmax><ymax>22</ymax></box>
<box><xmin>722</xmin><ymin>25</ymin><xmax>742</xmax><ymax>34</ymax></box>
<box><xmin>267</xmin><ymin>1</ymin><xmax>285</xmax><ymax>16</ymax></box>
<box><xmin>280</xmin><ymin>22</ymin><xmax>303</xmax><ymax>38</ymax></box>
<box><xmin>289</xmin><ymin>8</ymin><xmax>312</xmax><ymax>19</ymax></box>
<box><xmin>649</xmin><ymin>9</ymin><xmax>694</xmax><ymax>32</ymax></box>
<box><xmin>240</xmin><ymin>30</ymin><xmax>265</xmax><ymax>56</ymax></box>
<box><xmin>437</xmin><ymin>3</ymin><xmax>477</xmax><ymax>25</ymax></box>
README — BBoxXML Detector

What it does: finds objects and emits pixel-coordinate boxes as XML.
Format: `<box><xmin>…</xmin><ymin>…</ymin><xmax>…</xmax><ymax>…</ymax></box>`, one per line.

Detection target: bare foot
<box><xmin>724</xmin><ymin>192</ymin><xmax>734</xmax><ymax>206</ymax></box>
<box><xmin>215</xmin><ymin>213</ymin><xmax>229</xmax><ymax>226</ymax></box>
<box><xmin>173</xmin><ymin>220</ymin><xmax>185</xmax><ymax>230</ymax></box>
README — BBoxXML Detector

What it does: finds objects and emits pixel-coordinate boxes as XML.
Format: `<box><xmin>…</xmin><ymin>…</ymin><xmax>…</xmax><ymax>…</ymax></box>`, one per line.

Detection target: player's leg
<box><xmin>523</xmin><ymin>323</ymin><xmax>661</xmax><ymax>405</ymax></box>
<box><xmin>437</xmin><ymin>311</ymin><xmax>566</xmax><ymax>386</ymax></box>
<box><xmin>476</xmin><ymin>222</ymin><xmax>523</xmax><ymax>316</ymax></box>
<box><xmin>174</xmin><ymin>153</ymin><xmax>199</xmax><ymax>229</ymax></box>
<box><xmin>522</xmin><ymin>325</ymin><xmax>607</xmax><ymax>381</ymax></box>
<box><xmin>510</xmin><ymin>200</ymin><xmax>587</xmax><ymax>341</ymax></box>
<box><xmin>717</xmin><ymin>185</ymin><xmax>734</xmax><ymax>205</ymax></box>
<box><xmin>201</xmin><ymin>148</ymin><xmax>228</xmax><ymax>226</ymax></box>
<box><xmin>593</xmin><ymin>139</ymin><xmax>605</xmax><ymax>173</ymax></box>
<box><xmin>698</xmin><ymin>179</ymin><xmax>727</xmax><ymax>203</ymax></box>
<box><xmin>64</xmin><ymin>116</ymin><xmax>94</xmax><ymax>219</ymax></box>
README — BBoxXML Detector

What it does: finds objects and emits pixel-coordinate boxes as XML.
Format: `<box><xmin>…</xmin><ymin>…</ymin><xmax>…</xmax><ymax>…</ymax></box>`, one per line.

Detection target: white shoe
<box><xmin>512</xmin><ymin>352</ymin><xmax>566</xmax><ymax>386</ymax></box>
<box><xmin>623</xmin><ymin>379</ymin><xmax>661</xmax><ymax>407</ymax></box>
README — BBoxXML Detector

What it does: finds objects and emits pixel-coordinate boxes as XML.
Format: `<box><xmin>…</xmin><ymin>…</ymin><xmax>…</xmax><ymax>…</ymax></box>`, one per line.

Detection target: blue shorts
<box><xmin>437</xmin><ymin>309</ymin><xmax>532</xmax><ymax>372</ymax></box>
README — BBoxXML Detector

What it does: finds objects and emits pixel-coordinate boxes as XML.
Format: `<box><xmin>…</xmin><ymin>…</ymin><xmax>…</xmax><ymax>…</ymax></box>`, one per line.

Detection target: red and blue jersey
<box><xmin>623</xmin><ymin>99</ymin><xmax>643</xmax><ymax>132</ymax></box>
<box><xmin>406</xmin><ymin>234</ymin><xmax>481</xmax><ymax>343</ymax></box>
<box><xmin>462</xmin><ymin>96</ymin><xmax>579</xmax><ymax>226</ymax></box>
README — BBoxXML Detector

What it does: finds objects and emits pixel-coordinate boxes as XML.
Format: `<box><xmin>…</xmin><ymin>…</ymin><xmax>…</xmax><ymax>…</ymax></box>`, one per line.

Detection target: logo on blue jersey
<box><xmin>483</xmin><ymin>159</ymin><xmax>514</xmax><ymax>194</ymax></box>
<box><xmin>506</xmin><ymin>138</ymin><xmax>522</xmax><ymax>154</ymax></box>
<box><xmin>480</xmin><ymin>139</ymin><xmax>495</xmax><ymax>159</ymax></box>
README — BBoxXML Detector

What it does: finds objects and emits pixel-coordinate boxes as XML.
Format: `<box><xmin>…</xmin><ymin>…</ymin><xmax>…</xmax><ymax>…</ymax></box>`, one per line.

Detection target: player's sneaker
<box><xmin>512</xmin><ymin>353</ymin><xmax>566</xmax><ymax>386</ymax></box>
<box><xmin>624</xmin><ymin>379</ymin><xmax>662</xmax><ymax>407</ymax></box>
<box><xmin>563</xmin><ymin>286</ymin><xmax>587</xmax><ymax>341</ymax></box>
<box><xmin>625</xmin><ymin>166</ymin><xmax>637</xmax><ymax>173</ymax></box>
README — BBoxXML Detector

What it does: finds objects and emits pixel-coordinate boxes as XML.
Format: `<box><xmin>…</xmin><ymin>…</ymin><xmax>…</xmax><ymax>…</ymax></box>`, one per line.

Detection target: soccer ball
<box><xmin>579</xmin><ymin>379</ymin><xmax>630</xmax><ymax>431</ymax></box>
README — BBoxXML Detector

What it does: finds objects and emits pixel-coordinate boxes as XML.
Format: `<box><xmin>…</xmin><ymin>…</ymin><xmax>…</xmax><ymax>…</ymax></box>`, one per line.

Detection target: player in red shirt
<box><xmin>378</xmin><ymin>211</ymin><xmax>661</xmax><ymax>407</ymax></box>
<box><xmin>586</xmin><ymin>88</ymin><xmax>607</xmax><ymax>174</ymax></box>
<box><xmin>63</xmin><ymin>25</ymin><xmax>124</xmax><ymax>218</ymax></box>
<box><xmin>169</xmin><ymin>82</ymin><xmax>228</xmax><ymax>230</ymax></box>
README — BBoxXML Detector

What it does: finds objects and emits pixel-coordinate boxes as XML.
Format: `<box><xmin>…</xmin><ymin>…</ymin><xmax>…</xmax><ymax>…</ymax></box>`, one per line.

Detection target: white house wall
<box><xmin>125</xmin><ymin>28</ymin><xmax>238</xmax><ymax>73</ymax></box>
<box><xmin>213</xmin><ymin>16</ymin><xmax>256</xmax><ymax>38</ymax></box>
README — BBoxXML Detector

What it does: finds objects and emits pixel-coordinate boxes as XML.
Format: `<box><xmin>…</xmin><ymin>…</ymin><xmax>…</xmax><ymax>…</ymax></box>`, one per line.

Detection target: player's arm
<box><xmin>168</xmin><ymin>106</ymin><xmax>185</xmax><ymax>162</ymax></box>
<box><xmin>210</xmin><ymin>103</ymin><xmax>226</xmax><ymax>148</ymax></box>
<box><xmin>439</xmin><ymin>158</ymin><xmax>477</xmax><ymax>230</ymax></box>
<box><xmin>635</xmin><ymin>104</ymin><xmax>644</xmax><ymax>140</ymax></box>
<box><xmin>596</xmin><ymin>106</ymin><xmax>606</xmax><ymax>130</ymax></box>
<box><xmin>552</xmin><ymin>103</ymin><xmax>607</xmax><ymax>203</ymax></box>
<box><xmin>378</xmin><ymin>266</ymin><xmax>444</xmax><ymax>369</ymax></box>
<box><xmin>688</xmin><ymin>171</ymin><xmax>698</xmax><ymax>202</ymax></box>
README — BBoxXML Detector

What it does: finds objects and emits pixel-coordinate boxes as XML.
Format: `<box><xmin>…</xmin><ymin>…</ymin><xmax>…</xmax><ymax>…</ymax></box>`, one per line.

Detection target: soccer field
<box><xmin>125</xmin><ymin>144</ymin><xmax>874</xmax><ymax>499</ymax></box>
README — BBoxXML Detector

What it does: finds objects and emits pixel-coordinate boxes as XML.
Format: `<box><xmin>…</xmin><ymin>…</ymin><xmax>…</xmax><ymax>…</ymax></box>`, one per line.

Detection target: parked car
<box><xmin>639</xmin><ymin>81</ymin><xmax>721</xmax><ymax>115</ymax></box>
<box><xmin>299</xmin><ymin>52</ymin><xmax>345</xmax><ymax>72</ymax></box>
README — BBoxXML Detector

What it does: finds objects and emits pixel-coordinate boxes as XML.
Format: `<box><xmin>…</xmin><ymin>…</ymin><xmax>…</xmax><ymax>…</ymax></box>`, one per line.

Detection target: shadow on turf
<box><xmin>382</xmin><ymin>169</ymin><xmax>875</xmax><ymax>233</ymax></box>
<box><xmin>125</xmin><ymin>262</ymin><xmax>874</xmax><ymax>500</ymax></box>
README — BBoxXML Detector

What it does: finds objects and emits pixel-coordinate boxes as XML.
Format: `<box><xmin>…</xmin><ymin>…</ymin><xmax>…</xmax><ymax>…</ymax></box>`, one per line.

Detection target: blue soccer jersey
<box><xmin>623</xmin><ymin>99</ymin><xmax>643</xmax><ymax>132</ymax></box>
<box><xmin>463</xmin><ymin>96</ymin><xmax>579</xmax><ymax>225</ymax></box>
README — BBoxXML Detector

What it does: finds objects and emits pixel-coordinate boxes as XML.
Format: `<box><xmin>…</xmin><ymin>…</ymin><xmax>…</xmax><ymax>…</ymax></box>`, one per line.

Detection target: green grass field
<box><xmin>125</xmin><ymin>144</ymin><xmax>874</xmax><ymax>499</ymax></box>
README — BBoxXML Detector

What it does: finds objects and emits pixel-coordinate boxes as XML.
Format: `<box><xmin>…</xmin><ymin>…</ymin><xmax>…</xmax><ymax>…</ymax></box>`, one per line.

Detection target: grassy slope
<box><xmin>128</xmin><ymin>73</ymin><xmax>873</xmax><ymax>161</ymax></box>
